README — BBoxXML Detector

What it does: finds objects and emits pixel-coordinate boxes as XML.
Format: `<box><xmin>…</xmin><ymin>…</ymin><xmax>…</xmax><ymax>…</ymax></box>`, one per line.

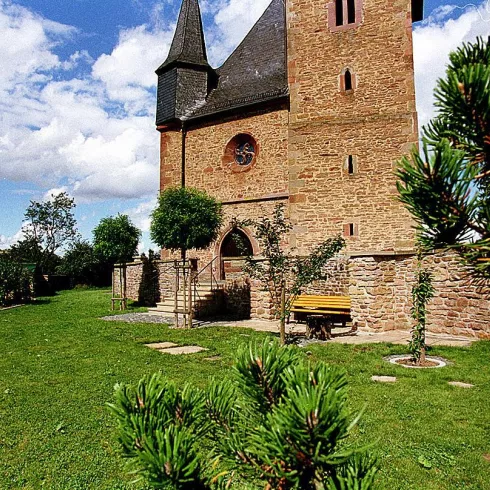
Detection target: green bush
<box><xmin>0</xmin><ymin>256</ymin><xmax>32</xmax><ymax>306</ymax></box>
<box><xmin>109</xmin><ymin>339</ymin><xmax>377</xmax><ymax>489</ymax></box>
<box><xmin>150</xmin><ymin>187</ymin><xmax>223</xmax><ymax>260</ymax></box>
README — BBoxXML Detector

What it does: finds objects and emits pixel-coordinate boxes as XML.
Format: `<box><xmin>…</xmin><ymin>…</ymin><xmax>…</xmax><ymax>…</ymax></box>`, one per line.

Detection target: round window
<box><xmin>223</xmin><ymin>133</ymin><xmax>258</xmax><ymax>172</ymax></box>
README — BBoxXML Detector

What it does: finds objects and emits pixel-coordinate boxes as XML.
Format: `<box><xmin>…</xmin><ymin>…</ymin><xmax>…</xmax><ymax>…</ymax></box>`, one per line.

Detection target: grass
<box><xmin>0</xmin><ymin>289</ymin><xmax>489</xmax><ymax>489</ymax></box>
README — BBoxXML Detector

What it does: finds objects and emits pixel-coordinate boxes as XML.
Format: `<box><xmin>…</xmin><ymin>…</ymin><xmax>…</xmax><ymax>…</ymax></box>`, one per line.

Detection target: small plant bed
<box><xmin>385</xmin><ymin>354</ymin><xmax>447</xmax><ymax>369</ymax></box>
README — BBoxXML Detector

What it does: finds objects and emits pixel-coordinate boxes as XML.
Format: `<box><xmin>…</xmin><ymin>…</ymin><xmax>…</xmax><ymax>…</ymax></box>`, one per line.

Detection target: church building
<box><xmin>156</xmin><ymin>0</ymin><xmax>422</xmax><ymax>260</ymax></box>
<box><xmin>137</xmin><ymin>0</ymin><xmax>490</xmax><ymax>336</ymax></box>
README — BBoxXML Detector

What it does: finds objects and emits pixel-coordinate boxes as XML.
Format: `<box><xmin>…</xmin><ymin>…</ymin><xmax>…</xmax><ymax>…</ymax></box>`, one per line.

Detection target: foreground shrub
<box><xmin>0</xmin><ymin>256</ymin><xmax>32</xmax><ymax>306</ymax></box>
<box><xmin>109</xmin><ymin>339</ymin><xmax>377</xmax><ymax>489</ymax></box>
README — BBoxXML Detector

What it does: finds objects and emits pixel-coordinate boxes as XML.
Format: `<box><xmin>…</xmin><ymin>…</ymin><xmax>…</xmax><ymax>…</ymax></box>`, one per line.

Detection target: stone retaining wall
<box><xmin>349</xmin><ymin>251</ymin><xmax>489</xmax><ymax>338</ymax></box>
<box><xmin>114</xmin><ymin>251</ymin><xmax>490</xmax><ymax>338</ymax></box>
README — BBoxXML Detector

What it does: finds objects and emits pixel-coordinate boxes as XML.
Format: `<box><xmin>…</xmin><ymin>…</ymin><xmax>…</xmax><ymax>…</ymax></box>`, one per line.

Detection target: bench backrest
<box><xmin>292</xmin><ymin>295</ymin><xmax>351</xmax><ymax>309</ymax></box>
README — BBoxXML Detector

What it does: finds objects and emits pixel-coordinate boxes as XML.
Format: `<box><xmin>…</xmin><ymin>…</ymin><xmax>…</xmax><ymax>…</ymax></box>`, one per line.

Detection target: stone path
<box><xmin>101</xmin><ymin>312</ymin><xmax>478</xmax><ymax>347</ymax></box>
<box><xmin>145</xmin><ymin>341</ymin><xmax>207</xmax><ymax>355</ymax></box>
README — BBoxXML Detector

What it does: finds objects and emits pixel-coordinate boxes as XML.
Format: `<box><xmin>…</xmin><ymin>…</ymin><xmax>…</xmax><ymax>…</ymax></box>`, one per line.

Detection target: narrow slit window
<box><xmin>345</xmin><ymin>70</ymin><xmax>352</xmax><ymax>91</ymax></box>
<box><xmin>347</xmin><ymin>0</ymin><xmax>356</xmax><ymax>24</ymax></box>
<box><xmin>349</xmin><ymin>223</ymin><xmax>355</xmax><ymax>236</ymax></box>
<box><xmin>335</xmin><ymin>0</ymin><xmax>343</xmax><ymax>26</ymax></box>
<box><xmin>348</xmin><ymin>155</ymin><xmax>354</xmax><ymax>174</ymax></box>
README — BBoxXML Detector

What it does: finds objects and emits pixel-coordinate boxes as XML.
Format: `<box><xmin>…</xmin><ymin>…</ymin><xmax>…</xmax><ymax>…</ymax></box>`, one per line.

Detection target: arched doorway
<box><xmin>219</xmin><ymin>228</ymin><xmax>253</xmax><ymax>280</ymax></box>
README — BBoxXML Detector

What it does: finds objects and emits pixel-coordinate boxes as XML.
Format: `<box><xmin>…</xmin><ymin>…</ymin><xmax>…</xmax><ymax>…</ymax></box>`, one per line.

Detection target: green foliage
<box><xmin>150</xmin><ymin>187</ymin><xmax>223</xmax><ymax>259</ymax></box>
<box><xmin>93</xmin><ymin>214</ymin><xmax>141</xmax><ymax>265</ymax></box>
<box><xmin>0</xmin><ymin>255</ymin><xmax>32</xmax><ymax>306</ymax></box>
<box><xmin>17</xmin><ymin>192</ymin><xmax>79</xmax><ymax>273</ymax></box>
<box><xmin>8</xmin><ymin>238</ymin><xmax>44</xmax><ymax>267</ymax></box>
<box><xmin>238</xmin><ymin>205</ymin><xmax>345</xmax><ymax>320</ymax></box>
<box><xmin>409</xmin><ymin>255</ymin><xmax>435</xmax><ymax>363</ymax></box>
<box><xmin>396</xmin><ymin>37</ymin><xmax>490</xmax><ymax>278</ymax></box>
<box><xmin>57</xmin><ymin>240</ymin><xmax>109</xmax><ymax>286</ymax></box>
<box><xmin>109</xmin><ymin>339</ymin><xmax>376</xmax><ymax>489</ymax></box>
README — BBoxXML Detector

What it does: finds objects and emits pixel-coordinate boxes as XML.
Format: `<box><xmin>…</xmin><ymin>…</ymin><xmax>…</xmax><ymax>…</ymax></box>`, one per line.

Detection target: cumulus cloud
<box><xmin>124</xmin><ymin>198</ymin><xmax>158</xmax><ymax>233</ymax></box>
<box><xmin>0</xmin><ymin>228</ymin><xmax>24</xmax><ymax>250</ymax></box>
<box><xmin>0</xmin><ymin>2</ymin><xmax>174</xmax><ymax>203</ymax></box>
<box><xmin>2</xmin><ymin>0</ymin><xmax>490</xmax><ymax>241</ymax></box>
<box><xmin>413</xmin><ymin>0</ymin><xmax>490</xmax><ymax>129</ymax></box>
<box><xmin>207</xmin><ymin>0</ymin><xmax>271</xmax><ymax>65</ymax></box>
<box><xmin>92</xmin><ymin>25</ymin><xmax>175</xmax><ymax>113</ymax></box>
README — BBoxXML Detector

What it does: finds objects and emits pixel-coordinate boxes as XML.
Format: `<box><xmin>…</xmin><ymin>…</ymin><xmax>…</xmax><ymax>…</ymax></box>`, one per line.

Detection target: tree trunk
<box><xmin>279</xmin><ymin>284</ymin><xmax>286</xmax><ymax>346</ymax></box>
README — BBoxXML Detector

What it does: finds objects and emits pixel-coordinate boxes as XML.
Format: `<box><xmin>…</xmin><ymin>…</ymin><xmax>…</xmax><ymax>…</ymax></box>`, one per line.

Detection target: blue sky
<box><xmin>1</xmin><ymin>0</ymin><xmax>490</xmax><ymax>252</ymax></box>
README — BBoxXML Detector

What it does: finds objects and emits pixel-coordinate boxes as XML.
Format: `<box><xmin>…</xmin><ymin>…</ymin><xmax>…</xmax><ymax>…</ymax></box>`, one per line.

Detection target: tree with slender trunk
<box><xmin>237</xmin><ymin>205</ymin><xmax>345</xmax><ymax>345</ymax></box>
<box><xmin>150</xmin><ymin>187</ymin><xmax>223</xmax><ymax>327</ymax></box>
<box><xmin>18</xmin><ymin>192</ymin><xmax>79</xmax><ymax>273</ymax></box>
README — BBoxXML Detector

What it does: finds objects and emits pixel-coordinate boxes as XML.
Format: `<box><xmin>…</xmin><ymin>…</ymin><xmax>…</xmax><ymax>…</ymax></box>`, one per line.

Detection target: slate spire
<box><xmin>156</xmin><ymin>0</ymin><xmax>210</xmax><ymax>74</ymax></box>
<box><xmin>155</xmin><ymin>0</ymin><xmax>216</xmax><ymax>126</ymax></box>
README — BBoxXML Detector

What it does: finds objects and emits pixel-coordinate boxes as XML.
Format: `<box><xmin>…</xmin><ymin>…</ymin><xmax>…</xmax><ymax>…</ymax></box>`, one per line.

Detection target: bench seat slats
<box><xmin>291</xmin><ymin>295</ymin><xmax>351</xmax><ymax>317</ymax></box>
<box><xmin>290</xmin><ymin>308</ymin><xmax>350</xmax><ymax>315</ymax></box>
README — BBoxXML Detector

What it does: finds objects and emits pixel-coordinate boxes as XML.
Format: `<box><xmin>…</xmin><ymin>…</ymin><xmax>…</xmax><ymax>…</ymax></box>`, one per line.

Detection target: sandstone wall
<box><xmin>349</xmin><ymin>251</ymin><xmax>490</xmax><ymax>337</ymax></box>
<box><xmin>113</xmin><ymin>259</ymin><xmax>177</xmax><ymax>305</ymax></box>
<box><xmin>184</xmin><ymin>109</ymin><xmax>289</xmax><ymax>202</ymax></box>
<box><xmin>287</xmin><ymin>0</ymin><xmax>418</xmax><ymax>254</ymax></box>
<box><xmin>115</xmin><ymin>251</ymin><xmax>490</xmax><ymax>337</ymax></box>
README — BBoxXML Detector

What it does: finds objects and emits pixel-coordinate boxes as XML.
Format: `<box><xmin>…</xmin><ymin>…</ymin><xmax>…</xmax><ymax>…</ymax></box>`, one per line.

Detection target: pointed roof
<box><xmin>156</xmin><ymin>0</ymin><xmax>210</xmax><ymax>74</ymax></box>
<box><xmin>189</xmin><ymin>0</ymin><xmax>288</xmax><ymax>119</ymax></box>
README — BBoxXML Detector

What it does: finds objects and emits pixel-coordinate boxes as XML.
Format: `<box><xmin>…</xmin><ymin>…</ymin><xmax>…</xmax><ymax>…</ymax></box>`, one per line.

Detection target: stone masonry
<box><xmin>143</xmin><ymin>0</ymin><xmax>490</xmax><ymax>337</ymax></box>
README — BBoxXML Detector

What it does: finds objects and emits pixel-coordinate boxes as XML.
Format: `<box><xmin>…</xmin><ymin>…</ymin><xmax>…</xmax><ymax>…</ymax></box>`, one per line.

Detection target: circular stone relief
<box><xmin>223</xmin><ymin>133</ymin><xmax>258</xmax><ymax>172</ymax></box>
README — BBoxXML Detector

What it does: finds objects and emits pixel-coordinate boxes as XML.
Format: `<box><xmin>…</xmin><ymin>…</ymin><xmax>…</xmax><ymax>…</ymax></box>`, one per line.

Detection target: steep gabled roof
<box><xmin>188</xmin><ymin>0</ymin><xmax>288</xmax><ymax>119</ymax></box>
<box><xmin>156</xmin><ymin>0</ymin><xmax>210</xmax><ymax>74</ymax></box>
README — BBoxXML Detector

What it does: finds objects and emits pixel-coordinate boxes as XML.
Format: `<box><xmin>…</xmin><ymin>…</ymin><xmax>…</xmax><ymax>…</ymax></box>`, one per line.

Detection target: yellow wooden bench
<box><xmin>290</xmin><ymin>295</ymin><xmax>353</xmax><ymax>339</ymax></box>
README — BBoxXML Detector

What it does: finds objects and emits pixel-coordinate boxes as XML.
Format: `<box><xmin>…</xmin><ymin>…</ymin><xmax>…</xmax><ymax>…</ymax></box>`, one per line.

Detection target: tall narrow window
<box><xmin>345</xmin><ymin>70</ymin><xmax>352</xmax><ymax>91</ymax></box>
<box><xmin>335</xmin><ymin>0</ymin><xmax>343</xmax><ymax>26</ymax></box>
<box><xmin>347</xmin><ymin>0</ymin><xmax>356</xmax><ymax>24</ymax></box>
<box><xmin>348</xmin><ymin>155</ymin><xmax>354</xmax><ymax>174</ymax></box>
<box><xmin>328</xmin><ymin>0</ymin><xmax>361</xmax><ymax>31</ymax></box>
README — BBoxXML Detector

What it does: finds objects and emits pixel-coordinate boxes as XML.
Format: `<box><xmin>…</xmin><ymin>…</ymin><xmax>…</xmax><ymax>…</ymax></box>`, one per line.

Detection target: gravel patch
<box><xmin>100</xmin><ymin>313</ymin><xmax>174</xmax><ymax>324</ymax></box>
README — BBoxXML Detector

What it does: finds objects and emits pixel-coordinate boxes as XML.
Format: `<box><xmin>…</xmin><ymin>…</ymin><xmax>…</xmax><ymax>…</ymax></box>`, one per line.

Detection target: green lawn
<box><xmin>0</xmin><ymin>289</ymin><xmax>489</xmax><ymax>489</ymax></box>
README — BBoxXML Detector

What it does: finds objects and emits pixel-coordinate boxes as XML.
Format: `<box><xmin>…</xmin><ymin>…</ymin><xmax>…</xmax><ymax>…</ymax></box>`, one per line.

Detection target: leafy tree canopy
<box><xmin>57</xmin><ymin>240</ymin><xmax>109</xmax><ymax>286</ymax></box>
<box><xmin>396</xmin><ymin>37</ymin><xmax>490</xmax><ymax>278</ymax></box>
<box><xmin>150</xmin><ymin>187</ymin><xmax>223</xmax><ymax>260</ymax></box>
<box><xmin>19</xmin><ymin>192</ymin><xmax>79</xmax><ymax>272</ymax></box>
<box><xmin>93</xmin><ymin>214</ymin><xmax>141</xmax><ymax>265</ymax></box>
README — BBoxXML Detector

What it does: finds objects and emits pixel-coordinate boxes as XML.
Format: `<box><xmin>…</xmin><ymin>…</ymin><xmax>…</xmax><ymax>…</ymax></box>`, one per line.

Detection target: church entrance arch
<box><xmin>219</xmin><ymin>228</ymin><xmax>253</xmax><ymax>280</ymax></box>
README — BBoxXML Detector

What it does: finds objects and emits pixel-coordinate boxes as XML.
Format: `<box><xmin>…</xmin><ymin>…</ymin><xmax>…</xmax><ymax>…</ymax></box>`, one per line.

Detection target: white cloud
<box><xmin>0</xmin><ymin>228</ymin><xmax>24</xmax><ymax>250</ymax></box>
<box><xmin>2</xmin><ymin>0</ymin><xmax>490</xmax><ymax>240</ymax></box>
<box><xmin>124</xmin><ymin>198</ymin><xmax>158</xmax><ymax>233</ymax></box>
<box><xmin>413</xmin><ymin>0</ymin><xmax>490</xmax><ymax>129</ymax></box>
<box><xmin>208</xmin><ymin>0</ymin><xmax>271</xmax><ymax>65</ymax></box>
<box><xmin>92</xmin><ymin>24</ymin><xmax>175</xmax><ymax>113</ymax></box>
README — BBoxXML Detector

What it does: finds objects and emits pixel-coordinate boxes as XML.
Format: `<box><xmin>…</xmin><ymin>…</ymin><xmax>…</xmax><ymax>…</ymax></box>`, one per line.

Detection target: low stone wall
<box><xmin>113</xmin><ymin>259</ymin><xmax>176</xmax><ymax>305</ymax></box>
<box><xmin>115</xmin><ymin>251</ymin><xmax>490</xmax><ymax>337</ymax></box>
<box><xmin>349</xmin><ymin>251</ymin><xmax>490</xmax><ymax>338</ymax></box>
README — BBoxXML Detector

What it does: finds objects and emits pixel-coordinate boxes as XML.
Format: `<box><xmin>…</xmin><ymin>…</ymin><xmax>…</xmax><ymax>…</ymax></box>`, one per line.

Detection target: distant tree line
<box><xmin>1</xmin><ymin>192</ymin><xmax>142</xmax><ymax>303</ymax></box>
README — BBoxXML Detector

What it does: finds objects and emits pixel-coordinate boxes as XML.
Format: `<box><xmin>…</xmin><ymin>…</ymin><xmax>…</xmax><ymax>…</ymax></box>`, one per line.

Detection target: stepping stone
<box><xmin>371</xmin><ymin>375</ymin><xmax>397</xmax><ymax>383</ymax></box>
<box><xmin>159</xmin><ymin>346</ymin><xmax>207</xmax><ymax>355</ymax></box>
<box><xmin>204</xmin><ymin>355</ymin><xmax>221</xmax><ymax>361</ymax></box>
<box><xmin>146</xmin><ymin>342</ymin><xmax>178</xmax><ymax>350</ymax></box>
<box><xmin>448</xmin><ymin>381</ymin><xmax>474</xmax><ymax>388</ymax></box>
